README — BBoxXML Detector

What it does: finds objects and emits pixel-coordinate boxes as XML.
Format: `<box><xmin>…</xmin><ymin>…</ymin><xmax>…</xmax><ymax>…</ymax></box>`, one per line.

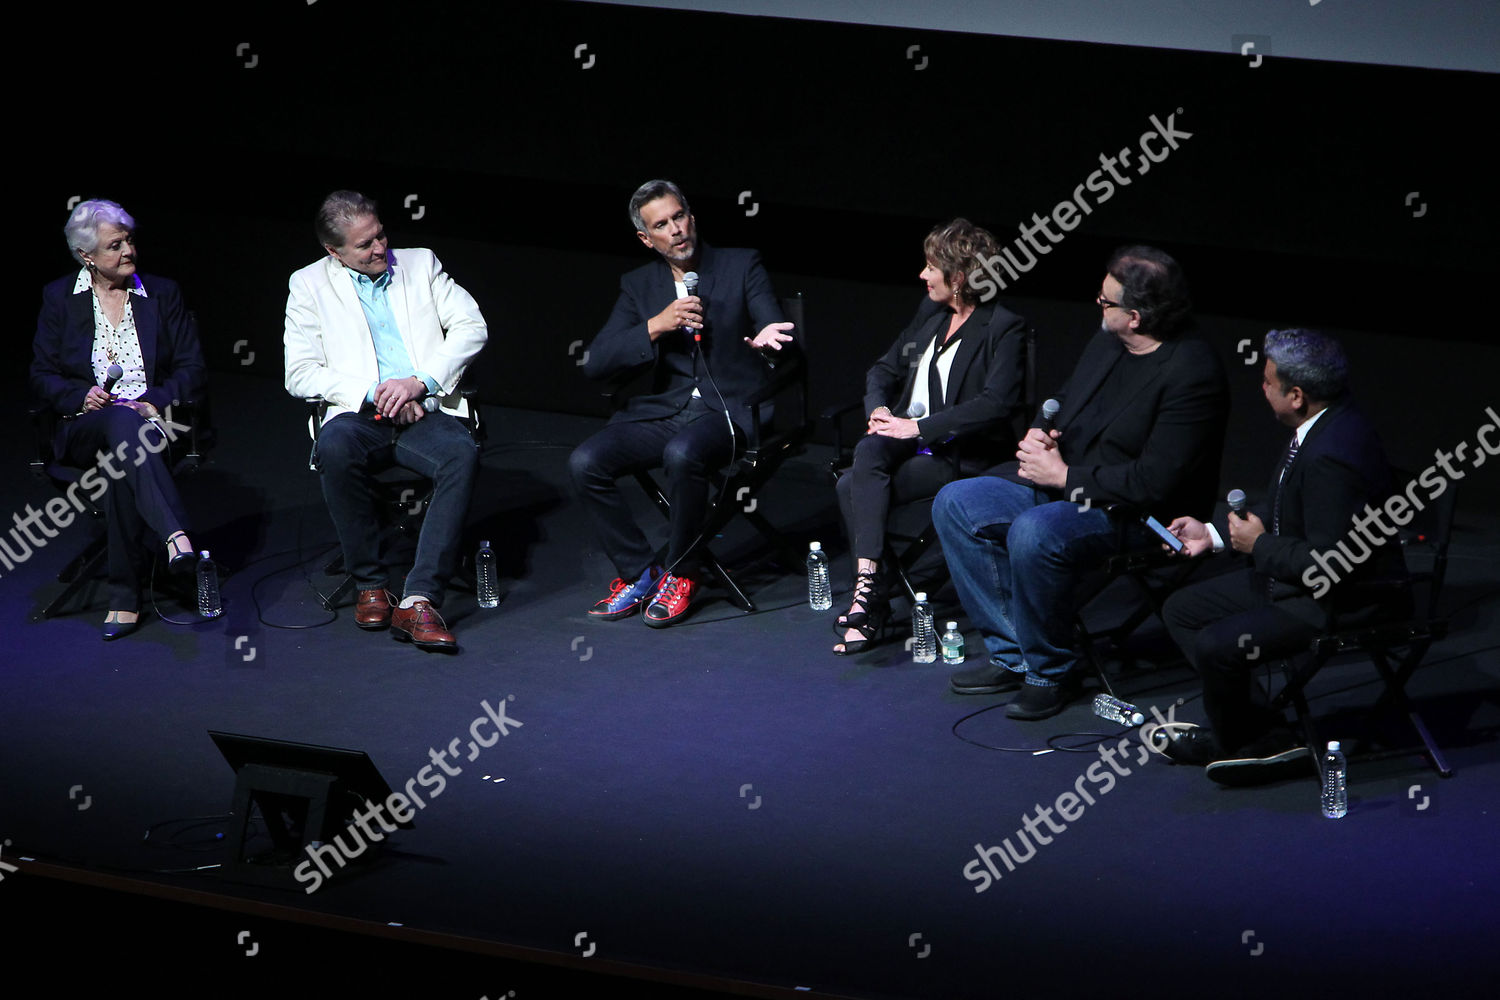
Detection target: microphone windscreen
<box><xmin>682</xmin><ymin>271</ymin><xmax>699</xmax><ymax>295</ymax></box>
<box><xmin>1041</xmin><ymin>398</ymin><xmax>1060</xmax><ymax>422</ymax></box>
<box><xmin>906</xmin><ymin>401</ymin><xmax>926</xmax><ymax>419</ymax></box>
<box><xmin>1227</xmin><ymin>488</ymin><xmax>1247</xmax><ymax>510</ymax></box>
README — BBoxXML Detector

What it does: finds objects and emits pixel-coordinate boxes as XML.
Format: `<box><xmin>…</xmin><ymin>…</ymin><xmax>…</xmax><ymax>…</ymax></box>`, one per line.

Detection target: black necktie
<box><xmin>1272</xmin><ymin>434</ymin><xmax>1300</xmax><ymax>536</ymax></box>
<box><xmin>1266</xmin><ymin>433</ymin><xmax>1300</xmax><ymax>600</ymax></box>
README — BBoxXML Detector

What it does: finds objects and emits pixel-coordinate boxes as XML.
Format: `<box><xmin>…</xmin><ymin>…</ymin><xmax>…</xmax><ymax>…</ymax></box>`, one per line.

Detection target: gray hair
<box><xmin>628</xmin><ymin>179</ymin><xmax>690</xmax><ymax>234</ymax></box>
<box><xmin>315</xmin><ymin>190</ymin><xmax>380</xmax><ymax>247</ymax></box>
<box><xmin>1263</xmin><ymin>328</ymin><xmax>1350</xmax><ymax>403</ymax></box>
<box><xmin>64</xmin><ymin>199</ymin><xmax>135</xmax><ymax>265</ymax></box>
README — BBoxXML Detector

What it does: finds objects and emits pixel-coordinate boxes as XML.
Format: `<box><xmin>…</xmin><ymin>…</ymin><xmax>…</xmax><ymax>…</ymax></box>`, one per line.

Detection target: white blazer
<box><xmin>283</xmin><ymin>248</ymin><xmax>488</xmax><ymax>425</ymax></box>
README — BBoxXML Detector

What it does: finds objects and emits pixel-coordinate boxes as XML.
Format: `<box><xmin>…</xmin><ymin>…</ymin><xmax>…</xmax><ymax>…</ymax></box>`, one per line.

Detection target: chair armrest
<box><xmin>741</xmin><ymin>358</ymin><xmax>802</xmax><ymax>410</ymax></box>
<box><xmin>458</xmin><ymin>386</ymin><xmax>485</xmax><ymax>443</ymax></box>
<box><xmin>165</xmin><ymin>399</ymin><xmax>204</xmax><ymax>474</ymax></box>
<box><xmin>28</xmin><ymin>405</ymin><xmax>62</xmax><ymax>480</ymax></box>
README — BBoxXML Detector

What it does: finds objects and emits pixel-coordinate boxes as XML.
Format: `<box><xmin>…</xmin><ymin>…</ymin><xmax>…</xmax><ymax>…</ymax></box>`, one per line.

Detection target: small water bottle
<box><xmin>196</xmin><ymin>550</ymin><xmax>222</xmax><ymax>618</ymax></box>
<box><xmin>1093</xmin><ymin>693</ymin><xmax>1145</xmax><ymax>726</ymax></box>
<box><xmin>940</xmin><ymin>621</ymin><xmax>965</xmax><ymax>665</ymax></box>
<box><xmin>1321</xmin><ymin>740</ymin><xmax>1348</xmax><ymax>818</ymax></box>
<box><xmin>476</xmin><ymin>540</ymin><xmax>499</xmax><ymax>609</ymax></box>
<box><xmin>911</xmin><ymin>592</ymin><xmax>937</xmax><ymax>664</ymax></box>
<box><xmin>806</xmin><ymin>542</ymin><xmax>832</xmax><ymax>611</ymax></box>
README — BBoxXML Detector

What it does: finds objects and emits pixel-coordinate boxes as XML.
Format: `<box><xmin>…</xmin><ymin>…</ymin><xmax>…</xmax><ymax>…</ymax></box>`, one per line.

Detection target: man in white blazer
<box><xmin>284</xmin><ymin>190</ymin><xmax>488</xmax><ymax>651</ymax></box>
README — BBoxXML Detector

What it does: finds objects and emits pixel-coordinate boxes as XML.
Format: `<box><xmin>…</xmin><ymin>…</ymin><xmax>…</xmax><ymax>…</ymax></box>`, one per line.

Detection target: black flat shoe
<box><xmin>1005</xmin><ymin>676</ymin><xmax>1081</xmax><ymax>720</ymax></box>
<box><xmin>102</xmin><ymin>611</ymin><xmax>141</xmax><ymax>641</ymax></box>
<box><xmin>1205</xmin><ymin>730</ymin><xmax>1313</xmax><ymax>786</ymax></box>
<box><xmin>949</xmin><ymin>661</ymin><xmax>1027</xmax><ymax>695</ymax></box>
<box><xmin>1159</xmin><ymin>727</ymin><xmax>1219</xmax><ymax>766</ymax></box>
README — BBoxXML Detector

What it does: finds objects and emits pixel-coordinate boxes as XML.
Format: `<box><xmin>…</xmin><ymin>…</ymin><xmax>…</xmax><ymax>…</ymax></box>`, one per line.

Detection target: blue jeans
<box><xmin>315</xmin><ymin>408</ymin><xmax>478</xmax><ymax>606</ymax></box>
<box><xmin>932</xmin><ymin>477</ymin><xmax>1131</xmax><ymax>685</ymax></box>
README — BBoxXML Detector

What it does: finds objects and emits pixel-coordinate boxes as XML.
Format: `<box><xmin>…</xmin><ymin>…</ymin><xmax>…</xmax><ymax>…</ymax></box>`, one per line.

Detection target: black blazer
<box><xmin>1221</xmin><ymin>401</ymin><xmax>1406</xmax><ymax>612</ymax></box>
<box><xmin>862</xmin><ymin>297</ymin><xmax>1029</xmax><ymax>471</ymax></box>
<box><xmin>1004</xmin><ymin>326</ymin><xmax>1229</xmax><ymax>521</ymax></box>
<box><xmin>31</xmin><ymin>272</ymin><xmax>206</xmax><ymax>447</ymax></box>
<box><xmin>583</xmin><ymin>243</ymin><xmax>790</xmax><ymax>430</ymax></box>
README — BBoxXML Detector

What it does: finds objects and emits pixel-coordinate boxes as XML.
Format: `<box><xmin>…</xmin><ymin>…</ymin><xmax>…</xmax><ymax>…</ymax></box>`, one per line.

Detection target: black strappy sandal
<box><xmin>833</xmin><ymin>572</ymin><xmax>890</xmax><ymax>655</ymax></box>
<box><xmin>834</xmin><ymin>569</ymin><xmax>885</xmax><ymax>630</ymax></box>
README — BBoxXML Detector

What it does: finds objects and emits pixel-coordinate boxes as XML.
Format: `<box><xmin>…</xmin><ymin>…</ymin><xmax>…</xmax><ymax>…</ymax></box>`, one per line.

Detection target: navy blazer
<box><xmin>31</xmin><ymin>272</ymin><xmax>206</xmax><ymax>447</ymax></box>
<box><xmin>1003</xmin><ymin>326</ymin><xmax>1229</xmax><ymax>521</ymax></box>
<box><xmin>863</xmin><ymin>296</ymin><xmax>1029</xmax><ymax>471</ymax></box>
<box><xmin>1221</xmin><ymin>401</ymin><xmax>1406</xmax><ymax>613</ymax></box>
<box><xmin>583</xmin><ymin>243</ymin><xmax>789</xmax><ymax>429</ymax></box>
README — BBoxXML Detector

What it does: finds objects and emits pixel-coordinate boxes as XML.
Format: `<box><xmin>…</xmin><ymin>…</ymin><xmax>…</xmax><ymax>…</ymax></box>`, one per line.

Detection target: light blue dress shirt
<box><xmin>347</xmin><ymin>267</ymin><xmax>438</xmax><ymax>402</ymax></box>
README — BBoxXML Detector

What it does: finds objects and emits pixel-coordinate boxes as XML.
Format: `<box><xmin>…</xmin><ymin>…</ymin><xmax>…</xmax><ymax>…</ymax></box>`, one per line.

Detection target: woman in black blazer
<box><xmin>30</xmin><ymin>200</ymin><xmax>206</xmax><ymax>639</ymax></box>
<box><xmin>833</xmin><ymin>219</ymin><xmax>1028</xmax><ymax>653</ymax></box>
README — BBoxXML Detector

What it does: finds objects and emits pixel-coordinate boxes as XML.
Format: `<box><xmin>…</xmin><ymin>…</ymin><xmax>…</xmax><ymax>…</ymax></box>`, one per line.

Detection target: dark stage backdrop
<box><xmin>14</xmin><ymin>0</ymin><xmax>1498</xmax><ymax>494</ymax></box>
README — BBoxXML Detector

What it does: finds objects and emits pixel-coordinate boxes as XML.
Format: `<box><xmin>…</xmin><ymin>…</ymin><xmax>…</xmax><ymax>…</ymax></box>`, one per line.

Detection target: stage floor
<box><xmin>4</xmin><ymin>373</ymin><xmax>1499</xmax><ymax>998</ymax></box>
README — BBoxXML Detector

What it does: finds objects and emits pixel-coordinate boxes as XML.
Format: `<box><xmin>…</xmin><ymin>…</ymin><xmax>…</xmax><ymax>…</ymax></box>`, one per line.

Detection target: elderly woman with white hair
<box><xmin>30</xmin><ymin>199</ymin><xmax>206</xmax><ymax>639</ymax></box>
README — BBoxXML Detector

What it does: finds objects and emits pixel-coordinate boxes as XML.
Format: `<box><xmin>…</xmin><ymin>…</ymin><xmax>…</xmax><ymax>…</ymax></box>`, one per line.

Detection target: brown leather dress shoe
<box><xmin>355</xmin><ymin>589</ymin><xmax>394</xmax><ymax>630</ymax></box>
<box><xmin>390</xmin><ymin>599</ymin><xmax>457</xmax><ymax>651</ymax></box>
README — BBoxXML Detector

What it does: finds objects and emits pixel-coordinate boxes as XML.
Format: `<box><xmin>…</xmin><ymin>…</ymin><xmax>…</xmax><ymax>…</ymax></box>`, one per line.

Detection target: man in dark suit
<box><xmin>569</xmin><ymin>180</ymin><xmax>795</xmax><ymax>627</ymax></box>
<box><xmin>1160</xmin><ymin>329</ymin><xmax>1405</xmax><ymax>783</ymax></box>
<box><xmin>933</xmin><ymin>245</ymin><xmax>1229</xmax><ymax>719</ymax></box>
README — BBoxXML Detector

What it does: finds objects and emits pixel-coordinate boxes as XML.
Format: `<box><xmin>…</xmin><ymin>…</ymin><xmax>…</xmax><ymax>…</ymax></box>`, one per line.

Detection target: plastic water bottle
<box><xmin>910</xmin><ymin>592</ymin><xmax>937</xmax><ymax>664</ymax></box>
<box><xmin>196</xmin><ymin>550</ymin><xmax>222</xmax><ymax>618</ymax></box>
<box><xmin>476</xmin><ymin>540</ymin><xmax>499</xmax><ymax>609</ymax></box>
<box><xmin>1093</xmin><ymin>693</ymin><xmax>1145</xmax><ymax>727</ymax></box>
<box><xmin>806</xmin><ymin>542</ymin><xmax>832</xmax><ymax>611</ymax></box>
<box><xmin>940</xmin><ymin>621</ymin><xmax>965</xmax><ymax>665</ymax></box>
<box><xmin>1321</xmin><ymin>740</ymin><xmax>1348</xmax><ymax>818</ymax></box>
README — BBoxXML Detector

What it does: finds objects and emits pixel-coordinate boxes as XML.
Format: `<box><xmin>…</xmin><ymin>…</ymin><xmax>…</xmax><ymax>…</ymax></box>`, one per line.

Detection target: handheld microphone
<box><xmin>1227</xmin><ymin>489</ymin><xmax>1248</xmax><ymax>519</ymax></box>
<box><xmin>374</xmin><ymin>396</ymin><xmax>439</xmax><ymax>421</ymax></box>
<box><xmin>682</xmin><ymin>271</ymin><xmax>700</xmax><ymax>342</ymax></box>
<box><xmin>102</xmin><ymin>363</ymin><xmax>123</xmax><ymax>395</ymax></box>
<box><xmin>1039</xmin><ymin>397</ymin><xmax>1060</xmax><ymax>434</ymax></box>
<box><xmin>906</xmin><ymin>401</ymin><xmax>926</xmax><ymax>420</ymax></box>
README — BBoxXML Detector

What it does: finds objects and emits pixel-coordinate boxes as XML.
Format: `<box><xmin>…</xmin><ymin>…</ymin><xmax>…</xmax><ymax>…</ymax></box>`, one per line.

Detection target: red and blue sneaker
<box><xmin>588</xmin><ymin>566</ymin><xmax>662</xmax><ymax>620</ymax></box>
<box><xmin>643</xmin><ymin>571</ymin><xmax>697</xmax><ymax>628</ymax></box>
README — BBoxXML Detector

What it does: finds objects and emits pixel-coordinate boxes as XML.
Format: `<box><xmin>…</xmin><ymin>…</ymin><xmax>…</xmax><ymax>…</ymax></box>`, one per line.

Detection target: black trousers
<box><xmin>59</xmin><ymin>406</ymin><xmax>189</xmax><ymax>611</ymax></box>
<box><xmin>835</xmin><ymin>434</ymin><xmax>959</xmax><ymax>565</ymax></box>
<box><xmin>567</xmin><ymin>397</ymin><xmax>740</xmax><ymax>581</ymax></box>
<box><xmin>1161</xmin><ymin>566</ymin><xmax>1322</xmax><ymax>754</ymax></box>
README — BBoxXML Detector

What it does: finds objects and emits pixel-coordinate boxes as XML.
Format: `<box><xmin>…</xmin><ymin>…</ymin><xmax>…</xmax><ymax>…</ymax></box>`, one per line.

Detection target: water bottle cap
<box><xmin>199</xmin><ymin>550</ymin><xmax>210</xmax><ymax>558</ymax></box>
<box><xmin>913</xmin><ymin>592</ymin><xmax>927</xmax><ymax>602</ymax></box>
<box><xmin>809</xmin><ymin>541</ymin><xmax>822</xmax><ymax>551</ymax></box>
<box><xmin>480</xmin><ymin>540</ymin><xmax>492</xmax><ymax>549</ymax></box>
<box><xmin>1327</xmin><ymin>740</ymin><xmax>1341</xmax><ymax>751</ymax></box>
<box><xmin>945</xmin><ymin>621</ymin><xmax>958</xmax><ymax>630</ymax></box>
